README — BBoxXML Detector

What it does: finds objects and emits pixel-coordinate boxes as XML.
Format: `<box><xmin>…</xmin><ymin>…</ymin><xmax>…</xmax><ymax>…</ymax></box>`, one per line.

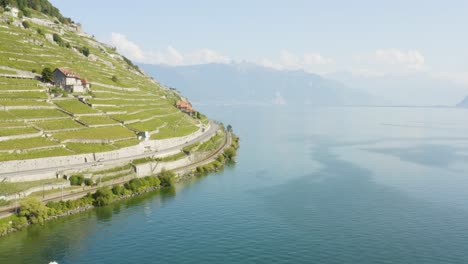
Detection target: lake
<box><xmin>1</xmin><ymin>106</ymin><xmax>468</xmax><ymax>264</ymax></box>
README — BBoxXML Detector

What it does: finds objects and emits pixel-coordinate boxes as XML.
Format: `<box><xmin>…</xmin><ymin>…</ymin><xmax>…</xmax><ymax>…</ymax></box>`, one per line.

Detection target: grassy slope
<box><xmin>0</xmin><ymin>10</ymin><xmax>201</xmax><ymax>161</ymax></box>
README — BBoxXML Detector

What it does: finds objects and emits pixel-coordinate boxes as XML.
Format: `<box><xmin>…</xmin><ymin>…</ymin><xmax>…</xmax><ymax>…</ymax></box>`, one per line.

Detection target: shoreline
<box><xmin>0</xmin><ymin>134</ymin><xmax>239</xmax><ymax>238</ymax></box>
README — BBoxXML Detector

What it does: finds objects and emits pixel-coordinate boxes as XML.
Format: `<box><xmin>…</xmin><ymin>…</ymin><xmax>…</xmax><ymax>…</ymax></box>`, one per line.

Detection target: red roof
<box><xmin>56</xmin><ymin>67</ymin><xmax>82</xmax><ymax>79</ymax></box>
<box><xmin>176</xmin><ymin>100</ymin><xmax>194</xmax><ymax>112</ymax></box>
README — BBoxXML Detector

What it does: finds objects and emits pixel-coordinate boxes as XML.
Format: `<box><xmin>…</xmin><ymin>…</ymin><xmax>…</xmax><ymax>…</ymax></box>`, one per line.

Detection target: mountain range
<box><xmin>140</xmin><ymin>63</ymin><xmax>378</xmax><ymax>106</ymax></box>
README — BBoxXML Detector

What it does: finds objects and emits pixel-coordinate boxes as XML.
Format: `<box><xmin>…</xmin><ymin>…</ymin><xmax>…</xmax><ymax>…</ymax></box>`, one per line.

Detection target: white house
<box><xmin>53</xmin><ymin>67</ymin><xmax>90</xmax><ymax>93</ymax></box>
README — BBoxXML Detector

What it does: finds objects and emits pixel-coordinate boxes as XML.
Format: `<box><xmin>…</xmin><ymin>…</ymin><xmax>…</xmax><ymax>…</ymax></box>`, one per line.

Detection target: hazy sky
<box><xmin>50</xmin><ymin>0</ymin><xmax>468</xmax><ymax>85</ymax></box>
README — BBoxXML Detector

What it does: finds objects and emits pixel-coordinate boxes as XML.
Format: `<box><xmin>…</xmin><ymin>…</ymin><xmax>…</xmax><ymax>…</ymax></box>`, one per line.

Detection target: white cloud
<box><xmin>374</xmin><ymin>49</ymin><xmax>426</xmax><ymax>70</ymax></box>
<box><xmin>109</xmin><ymin>32</ymin><xmax>231</xmax><ymax>65</ymax></box>
<box><xmin>110</xmin><ymin>33</ymin><xmax>144</xmax><ymax>61</ymax></box>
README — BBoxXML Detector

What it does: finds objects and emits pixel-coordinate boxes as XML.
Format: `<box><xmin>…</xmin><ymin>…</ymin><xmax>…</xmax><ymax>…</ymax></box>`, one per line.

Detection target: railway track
<box><xmin>0</xmin><ymin>132</ymin><xmax>232</xmax><ymax>218</ymax></box>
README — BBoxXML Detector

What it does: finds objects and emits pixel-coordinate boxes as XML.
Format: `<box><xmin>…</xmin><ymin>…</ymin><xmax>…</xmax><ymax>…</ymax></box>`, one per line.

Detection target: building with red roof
<box><xmin>53</xmin><ymin>67</ymin><xmax>90</xmax><ymax>93</ymax></box>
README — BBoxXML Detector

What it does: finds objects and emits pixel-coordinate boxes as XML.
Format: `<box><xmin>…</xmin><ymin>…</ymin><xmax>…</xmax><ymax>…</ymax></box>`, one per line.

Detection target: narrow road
<box><xmin>0</xmin><ymin>121</ymin><xmax>219</xmax><ymax>179</ymax></box>
<box><xmin>0</xmin><ymin>130</ymin><xmax>232</xmax><ymax>218</ymax></box>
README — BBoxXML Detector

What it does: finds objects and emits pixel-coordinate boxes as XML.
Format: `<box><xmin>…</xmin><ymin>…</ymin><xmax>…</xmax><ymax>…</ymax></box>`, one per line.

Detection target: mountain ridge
<box><xmin>140</xmin><ymin>63</ymin><xmax>378</xmax><ymax>106</ymax></box>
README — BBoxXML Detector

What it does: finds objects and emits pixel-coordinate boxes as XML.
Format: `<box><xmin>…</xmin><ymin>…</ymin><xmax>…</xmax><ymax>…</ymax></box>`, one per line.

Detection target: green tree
<box><xmin>84</xmin><ymin>178</ymin><xmax>94</xmax><ymax>186</ymax></box>
<box><xmin>52</xmin><ymin>33</ymin><xmax>63</xmax><ymax>46</ymax></box>
<box><xmin>18</xmin><ymin>197</ymin><xmax>49</xmax><ymax>224</ymax></box>
<box><xmin>41</xmin><ymin>67</ymin><xmax>53</xmax><ymax>82</ymax></box>
<box><xmin>21</xmin><ymin>20</ymin><xmax>30</xmax><ymax>28</ymax></box>
<box><xmin>80</xmin><ymin>46</ymin><xmax>90</xmax><ymax>57</ymax></box>
<box><xmin>224</xmin><ymin>147</ymin><xmax>237</xmax><ymax>160</ymax></box>
<box><xmin>93</xmin><ymin>188</ymin><xmax>114</xmax><ymax>206</ymax></box>
<box><xmin>158</xmin><ymin>169</ymin><xmax>176</xmax><ymax>187</ymax></box>
<box><xmin>69</xmin><ymin>175</ymin><xmax>84</xmax><ymax>186</ymax></box>
<box><xmin>111</xmin><ymin>75</ymin><xmax>118</xmax><ymax>82</ymax></box>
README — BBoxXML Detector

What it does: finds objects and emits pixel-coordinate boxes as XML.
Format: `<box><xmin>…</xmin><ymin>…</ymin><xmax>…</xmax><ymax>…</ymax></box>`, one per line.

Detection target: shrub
<box><xmin>224</xmin><ymin>147</ymin><xmax>236</xmax><ymax>160</ymax></box>
<box><xmin>111</xmin><ymin>75</ymin><xmax>118</xmax><ymax>82</ymax></box>
<box><xmin>69</xmin><ymin>175</ymin><xmax>84</xmax><ymax>186</ymax></box>
<box><xmin>41</xmin><ymin>67</ymin><xmax>53</xmax><ymax>82</ymax></box>
<box><xmin>36</xmin><ymin>28</ymin><xmax>44</xmax><ymax>35</ymax></box>
<box><xmin>158</xmin><ymin>169</ymin><xmax>176</xmax><ymax>187</ymax></box>
<box><xmin>112</xmin><ymin>185</ymin><xmax>126</xmax><ymax>196</ymax></box>
<box><xmin>52</xmin><ymin>33</ymin><xmax>64</xmax><ymax>46</ymax></box>
<box><xmin>11</xmin><ymin>216</ymin><xmax>28</xmax><ymax>229</ymax></box>
<box><xmin>22</xmin><ymin>21</ymin><xmax>30</xmax><ymax>29</ymax></box>
<box><xmin>84</xmin><ymin>178</ymin><xmax>94</xmax><ymax>186</ymax></box>
<box><xmin>18</xmin><ymin>197</ymin><xmax>49</xmax><ymax>224</ymax></box>
<box><xmin>93</xmin><ymin>188</ymin><xmax>114</xmax><ymax>206</ymax></box>
<box><xmin>80</xmin><ymin>46</ymin><xmax>90</xmax><ymax>57</ymax></box>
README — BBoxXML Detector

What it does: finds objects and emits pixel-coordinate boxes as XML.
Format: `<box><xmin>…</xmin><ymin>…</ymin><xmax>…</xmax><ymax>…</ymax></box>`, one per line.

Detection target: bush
<box><xmin>111</xmin><ymin>75</ymin><xmax>118</xmax><ymax>82</ymax></box>
<box><xmin>36</xmin><ymin>28</ymin><xmax>44</xmax><ymax>36</ymax></box>
<box><xmin>22</xmin><ymin>21</ymin><xmax>30</xmax><ymax>29</ymax></box>
<box><xmin>80</xmin><ymin>46</ymin><xmax>90</xmax><ymax>57</ymax></box>
<box><xmin>41</xmin><ymin>67</ymin><xmax>53</xmax><ymax>82</ymax></box>
<box><xmin>18</xmin><ymin>197</ymin><xmax>49</xmax><ymax>224</ymax></box>
<box><xmin>112</xmin><ymin>185</ymin><xmax>126</xmax><ymax>196</ymax></box>
<box><xmin>93</xmin><ymin>188</ymin><xmax>114</xmax><ymax>206</ymax></box>
<box><xmin>158</xmin><ymin>169</ymin><xmax>176</xmax><ymax>187</ymax></box>
<box><xmin>224</xmin><ymin>147</ymin><xmax>236</xmax><ymax>160</ymax></box>
<box><xmin>53</xmin><ymin>33</ymin><xmax>64</xmax><ymax>46</ymax></box>
<box><xmin>84</xmin><ymin>178</ymin><xmax>94</xmax><ymax>186</ymax></box>
<box><xmin>69</xmin><ymin>175</ymin><xmax>84</xmax><ymax>186</ymax></box>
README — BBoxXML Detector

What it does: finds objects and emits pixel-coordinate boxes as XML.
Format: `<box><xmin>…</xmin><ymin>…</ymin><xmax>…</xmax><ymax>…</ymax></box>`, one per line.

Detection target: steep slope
<box><xmin>456</xmin><ymin>96</ymin><xmax>468</xmax><ymax>107</ymax></box>
<box><xmin>0</xmin><ymin>4</ymin><xmax>203</xmax><ymax>162</ymax></box>
<box><xmin>140</xmin><ymin>63</ymin><xmax>377</xmax><ymax>106</ymax></box>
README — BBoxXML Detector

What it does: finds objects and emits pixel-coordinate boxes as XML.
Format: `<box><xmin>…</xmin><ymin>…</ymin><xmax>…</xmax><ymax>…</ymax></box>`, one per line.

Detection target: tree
<box><xmin>19</xmin><ymin>197</ymin><xmax>49</xmax><ymax>224</ymax></box>
<box><xmin>21</xmin><ymin>20</ymin><xmax>30</xmax><ymax>28</ymax></box>
<box><xmin>80</xmin><ymin>46</ymin><xmax>90</xmax><ymax>57</ymax></box>
<box><xmin>93</xmin><ymin>188</ymin><xmax>114</xmax><ymax>206</ymax></box>
<box><xmin>224</xmin><ymin>147</ymin><xmax>237</xmax><ymax>160</ymax></box>
<box><xmin>84</xmin><ymin>178</ymin><xmax>94</xmax><ymax>186</ymax></box>
<box><xmin>41</xmin><ymin>67</ymin><xmax>53</xmax><ymax>82</ymax></box>
<box><xmin>111</xmin><ymin>75</ymin><xmax>118</xmax><ymax>82</ymax></box>
<box><xmin>227</xmin><ymin>124</ymin><xmax>233</xmax><ymax>132</ymax></box>
<box><xmin>69</xmin><ymin>175</ymin><xmax>84</xmax><ymax>186</ymax></box>
<box><xmin>158</xmin><ymin>169</ymin><xmax>176</xmax><ymax>187</ymax></box>
<box><xmin>52</xmin><ymin>33</ymin><xmax>63</xmax><ymax>46</ymax></box>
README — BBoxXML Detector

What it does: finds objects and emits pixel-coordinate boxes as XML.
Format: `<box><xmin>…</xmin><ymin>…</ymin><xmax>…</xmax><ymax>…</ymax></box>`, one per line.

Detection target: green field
<box><xmin>9</xmin><ymin>109</ymin><xmax>69</xmax><ymax>119</ymax></box>
<box><xmin>65</xmin><ymin>142</ymin><xmax>117</xmax><ymax>153</ymax></box>
<box><xmin>0</xmin><ymin>11</ymin><xmax>204</xmax><ymax>161</ymax></box>
<box><xmin>0</xmin><ymin>127</ymin><xmax>38</xmax><ymax>137</ymax></box>
<box><xmin>0</xmin><ymin>91</ymin><xmax>47</xmax><ymax>99</ymax></box>
<box><xmin>0</xmin><ymin>137</ymin><xmax>60</xmax><ymax>151</ymax></box>
<box><xmin>54</xmin><ymin>99</ymin><xmax>100</xmax><ymax>114</ymax></box>
<box><xmin>53</xmin><ymin>126</ymin><xmax>135</xmax><ymax>140</ymax></box>
<box><xmin>0</xmin><ymin>178</ymin><xmax>67</xmax><ymax>196</ymax></box>
<box><xmin>0</xmin><ymin>147</ymin><xmax>74</xmax><ymax>162</ymax></box>
<box><xmin>33</xmin><ymin>118</ymin><xmax>83</xmax><ymax>131</ymax></box>
<box><xmin>77</xmin><ymin>115</ymin><xmax>120</xmax><ymax>126</ymax></box>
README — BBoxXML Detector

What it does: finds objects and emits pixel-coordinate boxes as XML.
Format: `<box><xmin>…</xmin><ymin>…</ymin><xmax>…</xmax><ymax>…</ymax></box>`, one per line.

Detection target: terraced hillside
<box><xmin>0</xmin><ymin>7</ymin><xmax>205</xmax><ymax>162</ymax></box>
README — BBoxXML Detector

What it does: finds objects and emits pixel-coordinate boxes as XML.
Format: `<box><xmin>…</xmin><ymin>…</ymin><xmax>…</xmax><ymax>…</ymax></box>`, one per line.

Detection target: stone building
<box><xmin>53</xmin><ymin>67</ymin><xmax>90</xmax><ymax>93</ymax></box>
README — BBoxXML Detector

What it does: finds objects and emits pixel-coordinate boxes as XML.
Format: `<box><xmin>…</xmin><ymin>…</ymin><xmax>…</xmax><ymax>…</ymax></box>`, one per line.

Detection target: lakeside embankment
<box><xmin>0</xmin><ymin>133</ymin><xmax>239</xmax><ymax>237</ymax></box>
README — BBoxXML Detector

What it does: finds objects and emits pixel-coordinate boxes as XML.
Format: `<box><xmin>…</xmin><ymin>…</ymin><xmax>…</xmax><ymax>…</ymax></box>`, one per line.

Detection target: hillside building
<box><xmin>53</xmin><ymin>67</ymin><xmax>90</xmax><ymax>93</ymax></box>
<box><xmin>176</xmin><ymin>100</ymin><xmax>195</xmax><ymax>115</ymax></box>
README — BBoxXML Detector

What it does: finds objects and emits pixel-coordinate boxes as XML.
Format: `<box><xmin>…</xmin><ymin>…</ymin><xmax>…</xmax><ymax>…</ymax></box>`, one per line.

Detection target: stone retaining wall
<box><xmin>0</xmin><ymin>182</ymin><xmax>70</xmax><ymax>201</ymax></box>
<box><xmin>0</xmin><ymin>123</ymin><xmax>212</xmax><ymax>181</ymax></box>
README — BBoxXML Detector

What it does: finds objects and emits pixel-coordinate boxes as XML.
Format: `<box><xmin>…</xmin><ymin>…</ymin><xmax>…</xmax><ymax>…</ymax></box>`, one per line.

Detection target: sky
<box><xmin>50</xmin><ymin>0</ymin><xmax>468</xmax><ymax>85</ymax></box>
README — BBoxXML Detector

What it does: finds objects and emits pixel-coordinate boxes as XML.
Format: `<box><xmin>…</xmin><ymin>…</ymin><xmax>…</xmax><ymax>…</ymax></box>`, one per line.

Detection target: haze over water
<box><xmin>2</xmin><ymin>106</ymin><xmax>468</xmax><ymax>264</ymax></box>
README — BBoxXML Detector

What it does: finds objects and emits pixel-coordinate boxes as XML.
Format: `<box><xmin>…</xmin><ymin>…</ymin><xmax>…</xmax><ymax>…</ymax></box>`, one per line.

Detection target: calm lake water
<box><xmin>1</xmin><ymin>106</ymin><xmax>468</xmax><ymax>264</ymax></box>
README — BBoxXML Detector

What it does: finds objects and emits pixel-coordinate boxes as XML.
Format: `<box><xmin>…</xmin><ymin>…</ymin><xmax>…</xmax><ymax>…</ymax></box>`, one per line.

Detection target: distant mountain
<box><xmin>327</xmin><ymin>72</ymin><xmax>468</xmax><ymax>106</ymax></box>
<box><xmin>456</xmin><ymin>96</ymin><xmax>468</xmax><ymax>107</ymax></box>
<box><xmin>140</xmin><ymin>63</ymin><xmax>377</xmax><ymax>106</ymax></box>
